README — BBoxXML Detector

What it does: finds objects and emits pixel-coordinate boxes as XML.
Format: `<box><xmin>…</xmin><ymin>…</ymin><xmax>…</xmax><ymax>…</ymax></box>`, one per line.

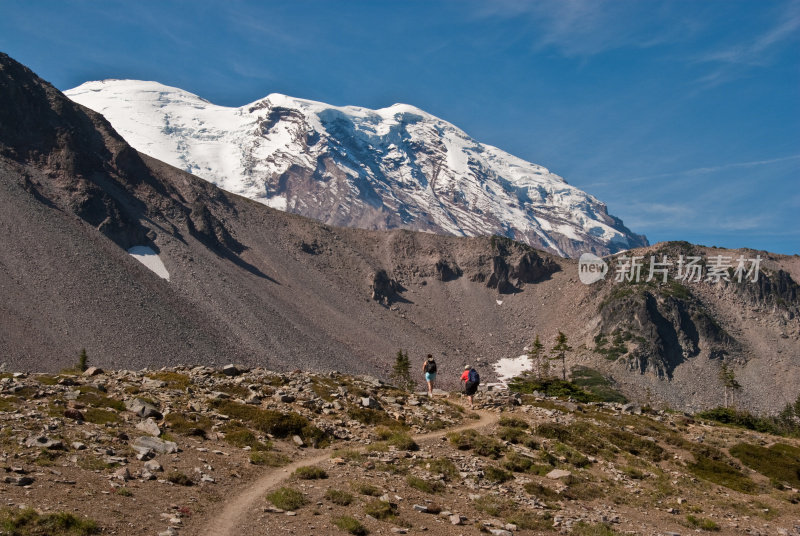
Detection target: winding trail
<box><xmin>197</xmin><ymin>408</ymin><xmax>500</xmax><ymax>536</ymax></box>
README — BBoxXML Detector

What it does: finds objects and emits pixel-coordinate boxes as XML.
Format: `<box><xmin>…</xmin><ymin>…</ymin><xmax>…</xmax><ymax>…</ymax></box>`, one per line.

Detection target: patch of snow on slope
<box><xmin>493</xmin><ymin>354</ymin><xmax>532</xmax><ymax>384</ymax></box>
<box><xmin>127</xmin><ymin>246</ymin><xmax>170</xmax><ymax>280</ymax></box>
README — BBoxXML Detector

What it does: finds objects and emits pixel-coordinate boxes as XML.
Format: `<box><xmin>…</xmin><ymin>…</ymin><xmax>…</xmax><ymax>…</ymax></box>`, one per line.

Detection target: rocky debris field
<box><xmin>0</xmin><ymin>366</ymin><xmax>799</xmax><ymax>536</ymax></box>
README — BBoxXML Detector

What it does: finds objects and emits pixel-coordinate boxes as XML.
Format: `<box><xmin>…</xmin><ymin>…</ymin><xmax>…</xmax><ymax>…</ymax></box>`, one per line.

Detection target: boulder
<box><xmin>545</xmin><ymin>469</ymin><xmax>572</xmax><ymax>480</ymax></box>
<box><xmin>63</xmin><ymin>408</ymin><xmax>84</xmax><ymax>421</ymax></box>
<box><xmin>131</xmin><ymin>436</ymin><xmax>177</xmax><ymax>455</ymax></box>
<box><xmin>24</xmin><ymin>435</ymin><xmax>64</xmax><ymax>450</ymax></box>
<box><xmin>361</xmin><ymin>397</ymin><xmax>379</xmax><ymax>409</ymax></box>
<box><xmin>136</xmin><ymin>418</ymin><xmax>161</xmax><ymax>437</ymax></box>
<box><xmin>125</xmin><ymin>398</ymin><xmax>162</xmax><ymax>419</ymax></box>
<box><xmin>144</xmin><ymin>459</ymin><xmax>163</xmax><ymax>472</ymax></box>
<box><xmin>222</xmin><ymin>364</ymin><xmax>242</xmax><ymax>377</ymax></box>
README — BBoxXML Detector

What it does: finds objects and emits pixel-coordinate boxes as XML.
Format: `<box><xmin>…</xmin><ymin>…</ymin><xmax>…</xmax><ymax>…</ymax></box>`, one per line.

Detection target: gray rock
<box><xmin>82</xmin><ymin>367</ymin><xmax>104</xmax><ymax>376</ymax></box>
<box><xmin>413</xmin><ymin>504</ymin><xmax>428</xmax><ymax>513</ymax></box>
<box><xmin>622</xmin><ymin>402</ymin><xmax>642</xmax><ymax>415</ymax></box>
<box><xmin>113</xmin><ymin>466</ymin><xmax>130</xmax><ymax>481</ymax></box>
<box><xmin>361</xmin><ymin>397</ymin><xmax>379</xmax><ymax>408</ymax></box>
<box><xmin>141</xmin><ymin>378</ymin><xmax>167</xmax><ymax>389</ymax></box>
<box><xmin>135</xmin><ymin>418</ymin><xmax>161</xmax><ymax>437</ymax></box>
<box><xmin>545</xmin><ymin>469</ymin><xmax>572</xmax><ymax>480</ymax></box>
<box><xmin>144</xmin><ymin>459</ymin><xmax>163</xmax><ymax>472</ymax></box>
<box><xmin>264</xmin><ymin>506</ymin><xmax>285</xmax><ymax>513</ymax></box>
<box><xmin>292</xmin><ymin>435</ymin><xmax>305</xmax><ymax>447</ymax></box>
<box><xmin>222</xmin><ymin>364</ymin><xmax>242</xmax><ymax>377</ymax></box>
<box><xmin>450</xmin><ymin>514</ymin><xmax>463</xmax><ymax>525</ymax></box>
<box><xmin>131</xmin><ymin>436</ymin><xmax>177</xmax><ymax>455</ymax></box>
<box><xmin>4</xmin><ymin>476</ymin><xmax>34</xmax><ymax>486</ymax></box>
<box><xmin>71</xmin><ymin>441</ymin><xmax>87</xmax><ymax>450</ymax></box>
<box><xmin>488</xmin><ymin>530</ymin><xmax>512</xmax><ymax>536</ymax></box>
<box><xmin>24</xmin><ymin>435</ymin><xmax>64</xmax><ymax>450</ymax></box>
<box><xmin>125</xmin><ymin>398</ymin><xmax>162</xmax><ymax>419</ymax></box>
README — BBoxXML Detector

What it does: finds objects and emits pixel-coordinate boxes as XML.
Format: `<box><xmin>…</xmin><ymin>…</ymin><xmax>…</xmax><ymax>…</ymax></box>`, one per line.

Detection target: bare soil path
<box><xmin>196</xmin><ymin>408</ymin><xmax>500</xmax><ymax>536</ymax></box>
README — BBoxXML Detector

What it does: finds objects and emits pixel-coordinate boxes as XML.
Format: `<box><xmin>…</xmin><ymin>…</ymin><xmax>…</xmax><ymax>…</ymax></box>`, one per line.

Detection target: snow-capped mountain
<box><xmin>66</xmin><ymin>80</ymin><xmax>646</xmax><ymax>257</ymax></box>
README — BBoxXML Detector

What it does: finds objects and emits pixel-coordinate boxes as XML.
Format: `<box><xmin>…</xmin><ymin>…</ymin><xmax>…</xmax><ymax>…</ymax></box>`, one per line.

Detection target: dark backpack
<box><xmin>468</xmin><ymin>368</ymin><xmax>480</xmax><ymax>384</ymax></box>
<box><xmin>425</xmin><ymin>360</ymin><xmax>437</xmax><ymax>374</ymax></box>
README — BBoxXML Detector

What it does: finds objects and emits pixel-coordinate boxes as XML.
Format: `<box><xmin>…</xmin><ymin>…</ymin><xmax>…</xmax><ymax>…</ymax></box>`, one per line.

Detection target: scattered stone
<box><xmin>361</xmin><ymin>397</ymin><xmax>379</xmax><ymax>409</ymax></box>
<box><xmin>264</xmin><ymin>506</ymin><xmax>285</xmax><ymax>514</ymax></box>
<box><xmin>488</xmin><ymin>530</ymin><xmax>512</xmax><ymax>536</ymax></box>
<box><xmin>450</xmin><ymin>514</ymin><xmax>463</xmax><ymax>525</ymax></box>
<box><xmin>413</xmin><ymin>504</ymin><xmax>428</xmax><ymax>513</ymax></box>
<box><xmin>131</xmin><ymin>436</ymin><xmax>177</xmax><ymax>455</ymax></box>
<box><xmin>144</xmin><ymin>460</ymin><xmax>163</xmax><ymax>472</ymax></box>
<box><xmin>71</xmin><ymin>441</ymin><xmax>87</xmax><ymax>450</ymax></box>
<box><xmin>545</xmin><ymin>469</ymin><xmax>572</xmax><ymax>480</ymax></box>
<box><xmin>222</xmin><ymin>364</ymin><xmax>242</xmax><ymax>377</ymax></box>
<box><xmin>63</xmin><ymin>408</ymin><xmax>84</xmax><ymax>421</ymax></box>
<box><xmin>4</xmin><ymin>476</ymin><xmax>34</xmax><ymax>486</ymax></box>
<box><xmin>135</xmin><ymin>418</ymin><xmax>161</xmax><ymax>437</ymax></box>
<box><xmin>292</xmin><ymin>435</ymin><xmax>305</xmax><ymax>447</ymax></box>
<box><xmin>125</xmin><ymin>398</ymin><xmax>162</xmax><ymax>419</ymax></box>
<box><xmin>142</xmin><ymin>378</ymin><xmax>167</xmax><ymax>389</ymax></box>
<box><xmin>112</xmin><ymin>466</ymin><xmax>130</xmax><ymax>481</ymax></box>
<box><xmin>24</xmin><ymin>435</ymin><xmax>64</xmax><ymax>450</ymax></box>
<box><xmin>82</xmin><ymin>367</ymin><xmax>104</xmax><ymax>377</ymax></box>
<box><xmin>622</xmin><ymin>403</ymin><xmax>642</xmax><ymax>415</ymax></box>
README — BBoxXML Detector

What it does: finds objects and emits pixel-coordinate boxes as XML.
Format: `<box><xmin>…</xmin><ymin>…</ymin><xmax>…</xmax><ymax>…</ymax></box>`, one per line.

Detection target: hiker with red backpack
<box><xmin>460</xmin><ymin>365</ymin><xmax>480</xmax><ymax>409</ymax></box>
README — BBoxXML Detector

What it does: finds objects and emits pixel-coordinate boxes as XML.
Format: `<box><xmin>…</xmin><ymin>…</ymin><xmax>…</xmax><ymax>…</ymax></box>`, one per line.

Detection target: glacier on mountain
<box><xmin>66</xmin><ymin>80</ymin><xmax>646</xmax><ymax>257</ymax></box>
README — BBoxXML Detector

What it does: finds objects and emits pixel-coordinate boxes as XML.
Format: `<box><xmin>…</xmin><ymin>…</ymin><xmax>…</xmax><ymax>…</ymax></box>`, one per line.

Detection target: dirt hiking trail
<box><xmin>197</xmin><ymin>408</ymin><xmax>500</xmax><ymax>536</ymax></box>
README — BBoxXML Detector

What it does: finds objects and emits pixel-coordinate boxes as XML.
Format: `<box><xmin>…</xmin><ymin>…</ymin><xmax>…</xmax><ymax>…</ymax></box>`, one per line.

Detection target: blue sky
<box><xmin>2</xmin><ymin>0</ymin><xmax>798</xmax><ymax>254</ymax></box>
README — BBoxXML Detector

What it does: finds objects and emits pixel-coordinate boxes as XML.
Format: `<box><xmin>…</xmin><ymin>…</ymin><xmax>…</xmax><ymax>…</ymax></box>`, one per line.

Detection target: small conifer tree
<box><xmin>77</xmin><ymin>348</ymin><xmax>88</xmax><ymax>372</ymax></box>
<box><xmin>551</xmin><ymin>332</ymin><xmax>572</xmax><ymax>381</ymax></box>
<box><xmin>719</xmin><ymin>362</ymin><xmax>740</xmax><ymax>408</ymax></box>
<box><xmin>527</xmin><ymin>335</ymin><xmax>545</xmax><ymax>379</ymax></box>
<box><xmin>391</xmin><ymin>349</ymin><xmax>415</xmax><ymax>391</ymax></box>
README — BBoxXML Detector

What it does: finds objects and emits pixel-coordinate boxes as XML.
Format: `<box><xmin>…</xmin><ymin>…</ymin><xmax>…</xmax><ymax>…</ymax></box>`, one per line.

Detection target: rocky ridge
<box><xmin>1</xmin><ymin>366</ymin><xmax>799</xmax><ymax>536</ymax></box>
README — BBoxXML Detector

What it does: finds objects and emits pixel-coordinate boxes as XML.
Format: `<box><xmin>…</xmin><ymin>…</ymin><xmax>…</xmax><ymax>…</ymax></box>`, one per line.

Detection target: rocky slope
<box><xmin>1</xmin><ymin>366</ymin><xmax>798</xmax><ymax>536</ymax></box>
<box><xmin>1</xmin><ymin>53</ymin><xmax>798</xmax><ymax>415</ymax></box>
<box><xmin>65</xmin><ymin>80</ymin><xmax>647</xmax><ymax>258</ymax></box>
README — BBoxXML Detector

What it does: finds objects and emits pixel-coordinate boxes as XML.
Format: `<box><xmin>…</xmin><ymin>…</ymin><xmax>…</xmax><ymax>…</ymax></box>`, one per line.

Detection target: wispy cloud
<box><xmin>468</xmin><ymin>0</ymin><xmax>693</xmax><ymax>57</ymax></box>
<box><xmin>585</xmin><ymin>154</ymin><xmax>800</xmax><ymax>188</ymax></box>
<box><xmin>693</xmin><ymin>1</ymin><xmax>800</xmax><ymax>88</ymax></box>
<box><xmin>622</xmin><ymin>199</ymin><xmax>772</xmax><ymax>233</ymax></box>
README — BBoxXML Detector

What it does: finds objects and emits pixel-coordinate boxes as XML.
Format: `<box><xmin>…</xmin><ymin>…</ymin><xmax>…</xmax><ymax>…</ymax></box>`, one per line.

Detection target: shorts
<box><xmin>425</xmin><ymin>372</ymin><xmax>436</xmax><ymax>382</ymax></box>
<box><xmin>464</xmin><ymin>381</ymin><xmax>478</xmax><ymax>396</ymax></box>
